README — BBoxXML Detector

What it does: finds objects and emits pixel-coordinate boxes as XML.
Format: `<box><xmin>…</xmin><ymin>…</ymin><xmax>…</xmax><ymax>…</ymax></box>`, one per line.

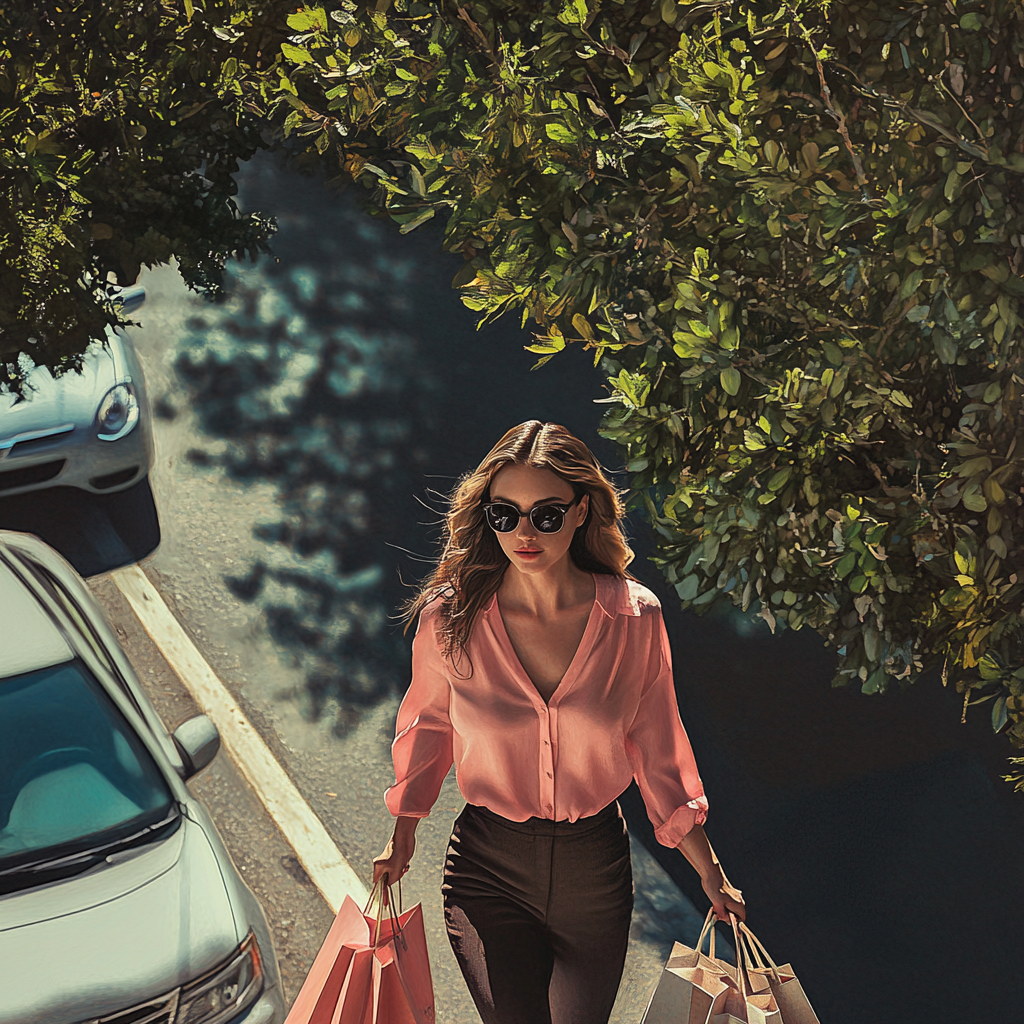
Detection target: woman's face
<box><xmin>486</xmin><ymin>464</ymin><xmax>590</xmax><ymax>577</ymax></box>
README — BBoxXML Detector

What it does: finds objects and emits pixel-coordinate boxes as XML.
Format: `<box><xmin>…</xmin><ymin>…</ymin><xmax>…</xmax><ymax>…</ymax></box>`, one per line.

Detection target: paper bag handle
<box><xmin>729</xmin><ymin>913</ymin><xmax>751</xmax><ymax>1002</ymax></box>
<box><xmin>739</xmin><ymin>921</ymin><xmax>784</xmax><ymax>984</ymax></box>
<box><xmin>696</xmin><ymin>907</ymin><xmax>718</xmax><ymax>960</ymax></box>
<box><xmin>364</xmin><ymin>875</ymin><xmax>408</xmax><ymax>950</ymax></box>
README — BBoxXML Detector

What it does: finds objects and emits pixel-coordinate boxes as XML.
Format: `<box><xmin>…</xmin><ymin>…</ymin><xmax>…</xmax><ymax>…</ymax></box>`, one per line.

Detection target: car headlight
<box><xmin>176</xmin><ymin>931</ymin><xmax>264</xmax><ymax>1024</ymax></box>
<box><xmin>96</xmin><ymin>382</ymin><xmax>139</xmax><ymax>440</ymax></box>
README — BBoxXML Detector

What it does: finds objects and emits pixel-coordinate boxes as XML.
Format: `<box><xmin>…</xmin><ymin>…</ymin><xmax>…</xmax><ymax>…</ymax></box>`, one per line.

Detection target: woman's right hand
<box><xmin>372</xmin><ymin>816</ymin><xmax>419</xmax><ymax>899</ymax></box>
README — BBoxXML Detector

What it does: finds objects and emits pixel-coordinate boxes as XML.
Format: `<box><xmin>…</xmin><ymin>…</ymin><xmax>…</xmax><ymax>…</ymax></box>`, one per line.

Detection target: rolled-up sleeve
<box><xmin>625</xmin><ymin>607</ymin><xmax>708</xmax><ymax>847</ymax></box>
<box><xmin>384</xmin><ymin>603</ymin><xmax>454</xmax><ymax>818</ymax></box>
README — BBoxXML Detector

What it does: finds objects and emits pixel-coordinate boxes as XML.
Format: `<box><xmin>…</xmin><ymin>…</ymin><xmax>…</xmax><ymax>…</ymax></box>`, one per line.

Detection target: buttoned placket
<box><xmin>488</xmin><ymin>576</ymin><xmax>614</xmax><ymax>822</ymax></box>
<box><xmin>538</xmin><ymin>702</ymin><xmax>556</xmax><ymax>817</ymax></box>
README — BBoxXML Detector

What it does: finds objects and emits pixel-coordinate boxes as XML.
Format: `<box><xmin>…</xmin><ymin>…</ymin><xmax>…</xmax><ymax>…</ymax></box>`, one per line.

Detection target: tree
<box><xmin>0</xmin><ymin>0</ymin><xmax>279</xmax><ymax>382</ymax></box>
<box><xmin>267</xmin><ymin>0</ymin><xmax>1024</xmax><ymax>778</ymax></box>
<box><xmin>8</xmin><ymin>0</ymin><xmax>1024</xmax><ymax>783</ymax></box>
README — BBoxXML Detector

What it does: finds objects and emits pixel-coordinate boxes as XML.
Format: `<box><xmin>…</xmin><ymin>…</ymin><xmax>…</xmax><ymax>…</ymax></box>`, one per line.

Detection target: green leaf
<box><xmin>983</xmin><ymin>382</ymin><xmax>1001</xmax><ymax>404</ymax></box>
<box><xmin>954</xmin><ymin>542</ymin><xmax>974</xmax><ymax>575</ymax></box>
<box><xmin>768</xmin><ymin>466</ymin><xmax>792</xmax><ymax>491</ymax></box>
<box><xmin>933</xmin><ymin>331</ymin><xmax>958</xmax><ymax>364</ymax></box>
<box><xmin>676</xmin><ymin>574</ymin><xmax>700</xmax><ymax>601</ymax></box>
<box><xmin>862</xmin><ymin>667</ymin><xmax>886</xmax><ymax>694</ymax></box>
<box><xmin>960</xmin><ymin>12</ymin><xmax>983</xmax><ymax>30</ymax></box>
<box><xmin>944</xmin><ymin>169</ymin><xmax>962</xmax><ymax>202</ymax></box>
<box><xmin>979</xmin><ymin>653</ymin><xmax>1003</xmax><ymax>681</ymax></box>
<box><xmin>281</xmin><ymin>42</ymin><xmax>314</xmax><ymax>64</ymax></box>
<box><xmin>899</xmin><ymin>269</ymin><xmax>924</xmax><ymax>300</ymax></box>
<box><xmin>398</xmin><ymin>207</ymin><xmax>435</xmax><ymax>234</ymax></box>
<box><xmin>720</xmin><ymin>367</ymin><xmax>740</xmax><ymax>395</ymax></box>
<box><xmin>993</xmin><ymin>695</ymin><xmax>1009</xmax><ymax>732</ymax></box>
<box><xmin>545</xmin><ymin>122</ymin><xmax>577</xmax><ymax>145</ymax></box>
<box><xmin>822</xmin><ymin>341</ymin><xmax>843</xmax><ymax>365</ymax></box>
<box><xmin>963</xmin><ymin>492</ymin><xmax>988</xmax><ymax>512</ymax></box>
<box><xmin>572</xmin><ymin>313</ymin><xmax>595</xmax><ymax>341</ymax></box>
<box><xmin>836</xmin><ymin>551</ymin><xmax>857</xmax><ymax>578</ymax></box>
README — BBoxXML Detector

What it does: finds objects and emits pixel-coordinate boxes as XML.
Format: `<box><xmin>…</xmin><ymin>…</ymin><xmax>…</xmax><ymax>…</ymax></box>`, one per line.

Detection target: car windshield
<box><xmin>0</xmin><ymin>659</ymin><xmax>175</xmax><ymax>882</ymax></box>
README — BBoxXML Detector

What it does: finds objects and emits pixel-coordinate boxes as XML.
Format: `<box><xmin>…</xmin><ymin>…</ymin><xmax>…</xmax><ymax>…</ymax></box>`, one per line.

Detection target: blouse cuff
<box><xmin>653</xmin><ymin>795</ymin><xmax>709</xmax><ymax>848</ymax></box>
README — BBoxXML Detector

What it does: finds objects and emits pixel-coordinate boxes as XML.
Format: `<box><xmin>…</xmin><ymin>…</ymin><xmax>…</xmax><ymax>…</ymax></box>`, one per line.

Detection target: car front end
<box><xmin>0</xmin><ymin>533</ymin><xmax>286</xmax><ymax>1024</ymax></box>
<box><xmin>0</xmin><ymin>291</ymin><xmax>154</xmax><ymax>500</ymax></box>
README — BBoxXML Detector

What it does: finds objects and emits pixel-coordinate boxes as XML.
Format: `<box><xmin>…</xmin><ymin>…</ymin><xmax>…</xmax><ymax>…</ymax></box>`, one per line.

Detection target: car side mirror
<box><xmin>172</xmin><ymin>714</ymin><xmax>221</xmax><ymax>779</ymax></box>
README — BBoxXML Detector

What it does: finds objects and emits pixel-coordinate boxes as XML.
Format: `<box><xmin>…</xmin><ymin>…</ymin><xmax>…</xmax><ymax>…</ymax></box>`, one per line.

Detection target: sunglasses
<box><xmin>482</xmin><ymin>495</ymin><xmax>582</xmax><ymax>534</ymax></box>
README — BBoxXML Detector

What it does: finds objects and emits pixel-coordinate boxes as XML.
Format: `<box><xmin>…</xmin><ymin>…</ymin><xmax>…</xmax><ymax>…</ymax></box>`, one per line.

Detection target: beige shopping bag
<box><xmin>739</xmin><ymin>923</ymin><xmax>820</xmax><ymax>1024</ymax></box>
<box><xmin>641</xmin><ymin>910</ymin><xmax>734</xmax><ymax>1024</ymax></box>
<box><xmin>707</xmin><ymin>915</ymin><xmax>781</xmax><ymax>1024</ymax></box>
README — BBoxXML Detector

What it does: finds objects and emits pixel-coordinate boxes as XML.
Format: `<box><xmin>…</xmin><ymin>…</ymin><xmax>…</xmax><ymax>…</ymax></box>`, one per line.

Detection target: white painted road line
<box><xmin>112</xmin><ymin>562</ymin><xmax>368</xmax><ymax>913</ymax></box>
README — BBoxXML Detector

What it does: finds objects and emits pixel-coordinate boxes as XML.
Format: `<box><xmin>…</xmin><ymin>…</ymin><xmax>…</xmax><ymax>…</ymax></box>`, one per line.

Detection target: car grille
<box><xmin>79</xmin><ymin>989</ymin><xmax>180</xmax><ymax>1024</ymax></box>
<box><xmin>0</xmin><ymin>459</ymin><xmax>65</xmax><ymax>491</ymax></box>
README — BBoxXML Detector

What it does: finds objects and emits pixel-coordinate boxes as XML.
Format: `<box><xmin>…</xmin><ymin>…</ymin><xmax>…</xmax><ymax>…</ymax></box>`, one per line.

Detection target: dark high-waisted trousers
<box><xmin>441</xmin><ymin>800</ymin><xmax>634</xmax><ymax>1024</ymax></box>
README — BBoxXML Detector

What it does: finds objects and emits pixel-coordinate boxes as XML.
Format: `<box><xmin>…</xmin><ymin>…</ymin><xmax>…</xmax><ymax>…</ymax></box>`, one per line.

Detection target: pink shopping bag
<box><xmin>285</xmin><ymin>880</ymin><xmax>435</xmax><ymax>1024</ymax></box>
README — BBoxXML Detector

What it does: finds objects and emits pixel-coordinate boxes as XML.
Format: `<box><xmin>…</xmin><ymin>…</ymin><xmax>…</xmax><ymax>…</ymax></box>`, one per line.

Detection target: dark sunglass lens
<box><xmin>532</xmin><ymin>505</ymin><xmax>565</xmax><ymax>533</ymax></box>
<box><xmin>486</xmin><ymin>503</ymin><xmax>519</xmax><ymax>532</ymax></box>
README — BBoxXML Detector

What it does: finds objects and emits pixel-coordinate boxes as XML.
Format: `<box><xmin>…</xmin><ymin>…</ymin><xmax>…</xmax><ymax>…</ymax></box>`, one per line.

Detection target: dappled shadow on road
<box><xmin>173</xmin><ymin>151</ymin><xmax>612</xmax><ymax>733</ymax></box>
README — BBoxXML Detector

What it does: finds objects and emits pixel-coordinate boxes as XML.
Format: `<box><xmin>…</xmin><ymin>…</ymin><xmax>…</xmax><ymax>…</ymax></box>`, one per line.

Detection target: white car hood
<box><xmin>0</xmin><ymin>333</ymin><xmax>124</xmax><ymax>437</ymax></box>
<box><xmin>0</xmin><ymin>815</ymin><xmax>238</xmax><ymax>1024</ymax></box>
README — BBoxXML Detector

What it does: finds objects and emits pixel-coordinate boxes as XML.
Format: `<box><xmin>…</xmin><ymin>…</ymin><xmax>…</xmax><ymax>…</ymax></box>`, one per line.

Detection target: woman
<box><xmin>373</xmin><ymin>420</ymin><xmax>745</xmax><ymax>1024</ymax></box>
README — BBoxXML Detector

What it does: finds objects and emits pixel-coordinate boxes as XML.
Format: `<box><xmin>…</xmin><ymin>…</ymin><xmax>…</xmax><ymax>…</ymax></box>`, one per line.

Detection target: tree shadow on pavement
<box><xmin>174</xmin><ymin>150</ymin><xmax>615</xmax><ymax>733</ymax></box>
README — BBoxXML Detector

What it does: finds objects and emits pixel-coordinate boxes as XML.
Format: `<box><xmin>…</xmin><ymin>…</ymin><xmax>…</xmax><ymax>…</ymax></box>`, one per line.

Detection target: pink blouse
<box><xmin>384</xmin><ymin>573</ymin><xmax>708</xmax><ymax>847</ymax></box>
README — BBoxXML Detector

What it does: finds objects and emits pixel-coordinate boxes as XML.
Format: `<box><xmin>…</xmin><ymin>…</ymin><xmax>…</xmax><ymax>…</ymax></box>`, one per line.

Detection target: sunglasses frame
<box><xmin>481</xmin><ymin>494</ymin><xmax>582</xmax><ymax>535</ymax></box>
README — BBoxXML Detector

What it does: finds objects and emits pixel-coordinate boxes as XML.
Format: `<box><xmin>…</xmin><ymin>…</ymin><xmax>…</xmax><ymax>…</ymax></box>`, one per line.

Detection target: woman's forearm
<box><xmin>675</xmin><ymin>823</ymin><xmax>724</xmax><ymax>881</ymax></box>
<box><xmin>392</xmin><ymin>814</ymin><xmax>420</xmax><ymax>851</ymax></box>
<box><xmin>677</xmin><ymin>823</ymin><xmax>746</xmax><ymax>921</ymax></box>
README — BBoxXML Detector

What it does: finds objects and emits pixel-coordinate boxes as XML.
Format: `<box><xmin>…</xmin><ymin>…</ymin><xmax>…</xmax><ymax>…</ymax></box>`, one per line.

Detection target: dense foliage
<box><xmin>7</xmin><ymin>0</ymin><xmax>1024</xmax><ymax>781</ymax></box>
<box><xmin>0</xmin><ymin>0</ymin><xmax>278</xmax><ymax>379</ymax></box>
<box><xmin>266</xmin><ymin>0</ymin><xmax>1024</xmax><ymax>775</ymax></box>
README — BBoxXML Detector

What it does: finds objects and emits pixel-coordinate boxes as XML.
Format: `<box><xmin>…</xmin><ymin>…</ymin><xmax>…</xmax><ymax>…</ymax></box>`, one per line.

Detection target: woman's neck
<box><xmin>497</xmin><ymin>557</ymin><xmax>595</xmax><ymax>617</ymax></box>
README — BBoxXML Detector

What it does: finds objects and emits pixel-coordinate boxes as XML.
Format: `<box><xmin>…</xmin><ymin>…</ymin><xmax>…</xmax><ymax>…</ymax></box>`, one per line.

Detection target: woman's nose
<box><xmin>516</xmin><ymin>515</ymin><xmax>537</xmax><ymax>540</ymax></box>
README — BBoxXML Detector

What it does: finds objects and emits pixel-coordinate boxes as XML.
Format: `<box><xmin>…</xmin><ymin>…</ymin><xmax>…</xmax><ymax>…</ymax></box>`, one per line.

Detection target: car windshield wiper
<box><xmin>0</xmin><ymin>802</ymin><xmax>181</xmax><ymax>884</ymax></box>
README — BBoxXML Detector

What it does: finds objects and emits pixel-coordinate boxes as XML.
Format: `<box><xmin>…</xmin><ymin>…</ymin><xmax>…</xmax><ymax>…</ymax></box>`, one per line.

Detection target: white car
<box><xmin>0</xmin><ymin>530</ymin><xmax>287</xmax><ymax>1024</ymax></box>
<box><xmin>0</xmin><ymin>288</ymin><xmax>154</xmax><ymax>499</ymax></box>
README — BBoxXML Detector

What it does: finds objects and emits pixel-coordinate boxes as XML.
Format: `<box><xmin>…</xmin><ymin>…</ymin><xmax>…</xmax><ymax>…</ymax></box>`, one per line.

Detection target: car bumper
<box><xmin>234</xmin><ymin>983</ymin><xmax>287</xmax><ymax>1024</ymax></box>
<box><xmin>0</xmin><ymin>419</ymin><xmax>154</xmax><ymax>498</ymax></box>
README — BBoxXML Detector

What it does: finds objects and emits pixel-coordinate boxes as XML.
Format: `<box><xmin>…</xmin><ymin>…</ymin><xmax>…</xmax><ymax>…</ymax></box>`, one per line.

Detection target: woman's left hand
<box><xmin>701</xmin><ymin>867</ymin><xmax>746</xmax><ymax>923</ymax></box>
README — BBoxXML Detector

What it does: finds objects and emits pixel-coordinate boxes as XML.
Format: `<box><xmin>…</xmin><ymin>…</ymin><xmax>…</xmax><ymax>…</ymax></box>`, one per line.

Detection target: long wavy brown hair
<box><xmin>402</xmin><ymin>420</ymin><xmax>635</xmax><ymax>664</ymax></box>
